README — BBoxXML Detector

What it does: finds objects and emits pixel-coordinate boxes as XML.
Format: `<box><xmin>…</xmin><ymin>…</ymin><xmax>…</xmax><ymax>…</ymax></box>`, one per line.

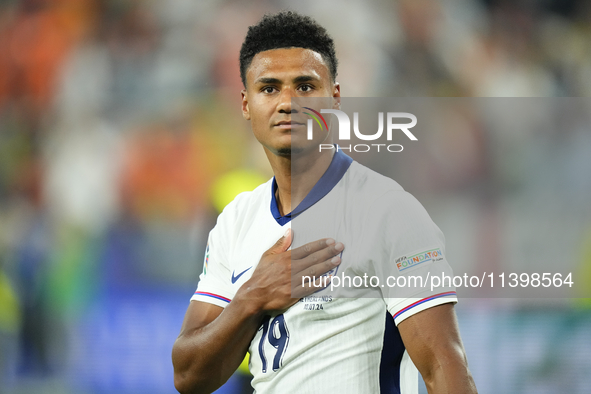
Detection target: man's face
<box><xmin>241</xmin><ymin>47</ymin><xmax>340</xmax><ymax>157</ymax></box>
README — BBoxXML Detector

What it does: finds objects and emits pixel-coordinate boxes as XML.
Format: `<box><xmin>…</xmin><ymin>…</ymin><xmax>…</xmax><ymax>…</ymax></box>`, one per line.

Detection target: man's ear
<box><xmin>241</xmin><ymin>89</ymin><xmax>251</xmax><ymax>120</ymax></box>
<box><xmin>333</xmin><ymin>82</ymin><xmax>341</xmax><ymax>110</ymax></box>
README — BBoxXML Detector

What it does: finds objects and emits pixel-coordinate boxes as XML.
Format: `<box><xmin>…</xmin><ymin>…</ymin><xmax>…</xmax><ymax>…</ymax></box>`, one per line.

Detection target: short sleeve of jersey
<box><xmin>367</xmin><ymin>191</ymin><xmax>457</xmax><ymax>326</ymax></box>
<box><xmin>190</xmin><ymin>208</ymin><xmax>235</xmax><ymax>308</ymax></box>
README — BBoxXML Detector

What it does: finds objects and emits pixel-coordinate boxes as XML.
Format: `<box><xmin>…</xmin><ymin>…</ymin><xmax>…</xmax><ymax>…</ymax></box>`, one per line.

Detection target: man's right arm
<box><xmin>172</xmin><ymin>230</ymin><xmax>343</xmax><ymax>394</ymax></box>
<box><xmin>172</xmin><ymin>298</ymin><xmax>264</xmax><ymax>394</ymax></box>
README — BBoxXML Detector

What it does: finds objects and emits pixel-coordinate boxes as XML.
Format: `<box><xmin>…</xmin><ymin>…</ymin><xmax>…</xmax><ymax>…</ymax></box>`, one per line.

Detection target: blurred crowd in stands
<box><xmin>0</xmin><ymin>0</ymin><xmax>590</xmax><ymax>393</ymax></box>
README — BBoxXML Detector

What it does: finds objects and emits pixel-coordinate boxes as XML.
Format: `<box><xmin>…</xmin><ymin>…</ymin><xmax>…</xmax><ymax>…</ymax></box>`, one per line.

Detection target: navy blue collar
<box><xmin>270</xmin><ymin>149</ymin><xmax>353</xmax><ymax>225</ymax></box>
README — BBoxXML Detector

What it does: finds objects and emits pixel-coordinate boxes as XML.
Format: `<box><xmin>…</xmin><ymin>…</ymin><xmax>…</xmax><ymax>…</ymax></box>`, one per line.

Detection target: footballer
<box><xmin>172</xmin><ymin>11</ymin><xmax>477</xmax><ymax>394</ymax></box>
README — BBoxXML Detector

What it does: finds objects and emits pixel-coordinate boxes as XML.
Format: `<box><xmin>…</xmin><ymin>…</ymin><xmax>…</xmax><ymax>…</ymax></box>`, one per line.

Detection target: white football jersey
<box><xmin>192</xmin><ymin>150</ymin><xmax>457</xmax><ymax>393</ymax></box>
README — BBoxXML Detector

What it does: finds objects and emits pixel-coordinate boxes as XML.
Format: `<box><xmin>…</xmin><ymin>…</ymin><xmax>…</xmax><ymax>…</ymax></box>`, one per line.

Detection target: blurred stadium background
<box><xmin>0</xmin><ymin>0</ymin><xmax>590</xmax><ymax>393</ymax></box>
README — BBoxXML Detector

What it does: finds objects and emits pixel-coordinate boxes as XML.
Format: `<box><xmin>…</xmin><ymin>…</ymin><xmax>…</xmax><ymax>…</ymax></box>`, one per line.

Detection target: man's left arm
<box><xmin>398</xmin><ymin>303</ymin><xmax>478</xmax><ymax>394</ymax></box>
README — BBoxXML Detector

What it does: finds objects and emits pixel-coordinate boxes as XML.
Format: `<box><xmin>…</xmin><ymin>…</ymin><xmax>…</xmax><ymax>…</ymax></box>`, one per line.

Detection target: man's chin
<box><xmin>273</xmin><ymin>144</ymin><xmax>308</xmax><ymax>157</ymax></box>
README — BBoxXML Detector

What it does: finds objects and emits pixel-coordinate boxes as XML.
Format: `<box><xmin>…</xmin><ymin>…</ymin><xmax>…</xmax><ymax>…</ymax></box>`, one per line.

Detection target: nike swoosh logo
<box><xmin>231</xmin><ymin>267</ymin><xmax>252</xmax><ymax>284</ymax></box>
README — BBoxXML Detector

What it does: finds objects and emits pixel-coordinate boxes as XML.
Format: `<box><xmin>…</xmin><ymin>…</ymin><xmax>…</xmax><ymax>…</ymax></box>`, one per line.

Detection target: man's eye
<box><xmin>299</xmin><ymin>84</ymin><xmax>313</xmax><ymax>92</ymax></box>
<box><xmin>262</xmin><ymin>87</ymin><xmax>276</xmax><ymax>93</ymax></box>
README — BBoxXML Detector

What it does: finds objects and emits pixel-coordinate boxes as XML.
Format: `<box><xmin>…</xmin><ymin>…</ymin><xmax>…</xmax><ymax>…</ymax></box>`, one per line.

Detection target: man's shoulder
<box><xmin>346</xmin><ymin>160</ymin><xmax>405</xmax><ymax>197</ymax></box>
<box><xmin>343</xmin><ymin>160</ymin><xmax>429</xmax><ymax>220</ymax></box>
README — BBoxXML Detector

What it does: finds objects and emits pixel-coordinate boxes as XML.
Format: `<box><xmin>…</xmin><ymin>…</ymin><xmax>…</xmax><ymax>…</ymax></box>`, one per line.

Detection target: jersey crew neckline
<box><xmin>270</xmin><ymin>149</ymin><xmax>354</xmax><ymax>225</ymax></box>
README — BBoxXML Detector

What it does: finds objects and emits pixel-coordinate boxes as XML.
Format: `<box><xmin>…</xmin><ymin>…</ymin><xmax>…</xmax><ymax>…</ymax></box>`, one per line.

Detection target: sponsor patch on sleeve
<box><xmin>395</xmin><ymin>248</ymin><xmax>444</xmax><ymax>272</ymax></box>
<box><xmin>202</xmin><ymin>244</ymin><xmax>209</xmax><ymax>275</ymax></box>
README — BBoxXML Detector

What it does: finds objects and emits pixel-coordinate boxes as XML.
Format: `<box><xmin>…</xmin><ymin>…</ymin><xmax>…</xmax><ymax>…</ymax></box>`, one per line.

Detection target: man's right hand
<box><xmin>173</xmin><ymin>229</ymin><xmax>343</xmax><ymax>394</ymax></box>
<box><xmin>237</xmin><ymin>228</ymin><xmax>343</xmax><ymax>314</ymax></box>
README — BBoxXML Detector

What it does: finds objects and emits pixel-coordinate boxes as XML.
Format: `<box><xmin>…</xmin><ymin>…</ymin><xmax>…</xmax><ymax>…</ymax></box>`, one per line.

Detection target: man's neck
<box><xmin>266</xmin><ymin>148</ymin><xmax>334</xmax><ymax>216</ymax></box>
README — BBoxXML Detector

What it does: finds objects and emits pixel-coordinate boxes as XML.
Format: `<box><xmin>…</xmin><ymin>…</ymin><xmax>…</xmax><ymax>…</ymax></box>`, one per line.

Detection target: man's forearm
<box><xmin>422</xmin><ymin>344</ymin><xmax>477</xmax><ymax>394</ymax></box>
<box><xmin>172</xmin><ymin>298</ymin><xmax>263</xmax><ymax>394</ymax></box>
<box><xmin>399</xmin><ymin>304</ymin><xmax>478</xmax><ymax>394</ymax></box>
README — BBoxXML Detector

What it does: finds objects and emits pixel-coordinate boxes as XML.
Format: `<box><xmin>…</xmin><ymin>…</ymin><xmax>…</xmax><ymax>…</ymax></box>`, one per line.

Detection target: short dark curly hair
<box><xmin>239</xmin><ymin>11</ymin><xmax>338</xmax><ymax>87</ymax></box>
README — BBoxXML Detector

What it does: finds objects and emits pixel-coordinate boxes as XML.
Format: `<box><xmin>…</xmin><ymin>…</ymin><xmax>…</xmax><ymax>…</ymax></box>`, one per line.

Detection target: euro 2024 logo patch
<box><xmin>203</xmin><ymin>244</ymin><xmax>209</xmax><ymax>275</ymax></box>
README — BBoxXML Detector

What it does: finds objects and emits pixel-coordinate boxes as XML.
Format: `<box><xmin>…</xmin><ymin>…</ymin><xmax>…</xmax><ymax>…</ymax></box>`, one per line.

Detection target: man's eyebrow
<box><xmin>254</xmin><ymin>75</ymin><xmax>319</xmax><ymax>85</ymax></box>
<box><xmin>293</xmin><ymin>75</ymin><xmax>318</xmax><ymax>83</ymax></box>
<box><xmin>254</xmin><ymin>77</ymin><xmax>282</xmax><ymax>84</ymax></box>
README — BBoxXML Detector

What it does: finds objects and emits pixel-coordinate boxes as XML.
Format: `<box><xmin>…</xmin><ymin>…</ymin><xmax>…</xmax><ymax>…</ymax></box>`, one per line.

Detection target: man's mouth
<box><xmin>275</xmin><ymin>120</ymin><xmax>305</xmax><ymax>129</ymax></box>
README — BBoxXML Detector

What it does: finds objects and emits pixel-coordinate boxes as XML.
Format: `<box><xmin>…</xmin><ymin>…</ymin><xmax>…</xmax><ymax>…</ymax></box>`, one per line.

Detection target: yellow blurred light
<box><xmin>211</xmin><ymin>169</ymin><xmax>268</xmax><ymax>213</ymax></box>
<box><xmin>237</xmin><ymin>352</ymin><xmax>251</xmax><ymax>375</ymax></box>
<box><xmin>0</xmin><ymin>271</ymin><xmax>20</xmax><ymax>333</ymax></box>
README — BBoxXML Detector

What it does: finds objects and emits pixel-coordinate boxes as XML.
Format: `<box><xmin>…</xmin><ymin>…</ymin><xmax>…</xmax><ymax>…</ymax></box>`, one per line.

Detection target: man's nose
<box><xmin>277</xmin><ymin>87</ymin><xmax>295</xmax><ymax>114</ymax></box>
